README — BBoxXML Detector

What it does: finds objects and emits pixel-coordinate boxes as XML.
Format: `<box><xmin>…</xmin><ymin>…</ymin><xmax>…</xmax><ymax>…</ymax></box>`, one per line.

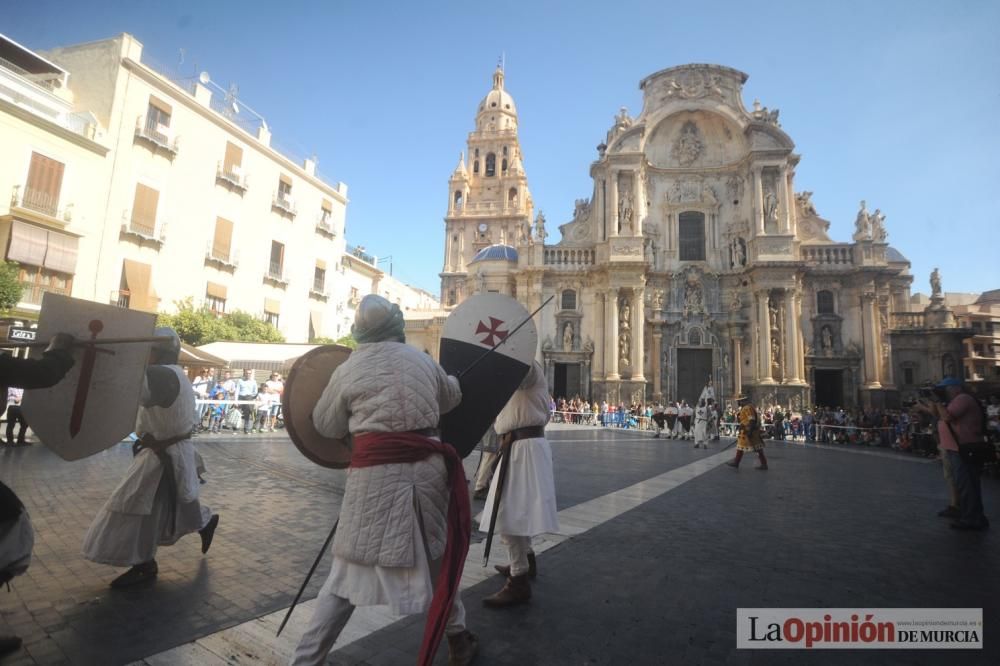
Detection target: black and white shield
<box><xmin>438</xmin><ymin>294</ymin><xmax>537</xmax><ymax>457</ymax></box>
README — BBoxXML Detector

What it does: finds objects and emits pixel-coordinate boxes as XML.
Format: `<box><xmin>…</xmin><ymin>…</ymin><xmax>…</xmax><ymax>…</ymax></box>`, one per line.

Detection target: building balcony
<box><xmin>309</xmin><ymin>283</ymin><xmax>330</xmax><ymax>301</ymax></box>
<box><xmin>891</xmin><ymin>312</ymin><xmax>926</xmax><ymax>330</ymax></box>
<box><xmin>110</xmin><ymin>289</ymin><xmax>131</xmax><ymax>308</ymax></box>
<box><xmin>216</xmin><ymin>162</ymin><xmax>248</xmax><ymax>193</ymax></box>
<box><xmin>204</xmin><ymin>242</ymin><xmax>239</xmax><ymax>271</ymax></box>
<box><xmin>120</xmin><ymin>210</ymin><xmax>166</xmax><ymax>247</ymax></box>
<box><xmin>544</xmin><ymin>246</ymin><xmax>595</xmax><ymax>269</ymax></box>
<box><xmin>9</xmin><ymin>185</ymin><xmax>73</xmax><ymax>224</ymax></box>
<box><xmin>134</xmin><ymin>116</ymin><xmax>179</xmax><ymax>157</ymax></box>
<box><xmin>347</xmin><ymin>245</ymin><xmax>376</xmax><ymax>266</ymax></box>
<box><xmin>263</xmin><ymin>263</ymin><xmax>288</xmax><ymax>288</ymax></box>
<box><xmin>272</xmin><ymin>192</ymin><xmax>297</xmax><ymax>218</ymax></box>
<box><xmin>315</xmin><ymin>214</ymin><xmax>337</xmax><ymax>238</ymax></box>
<box><xmin>802</xmin><ymin>244</ymin><xmax>855</xmax><ymax>266</ymax></box>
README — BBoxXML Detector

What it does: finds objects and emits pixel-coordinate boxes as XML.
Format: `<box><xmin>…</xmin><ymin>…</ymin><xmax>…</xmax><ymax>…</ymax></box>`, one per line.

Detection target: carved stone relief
<box><xmin>671</xmin><ymin>121</ymin><xmax>704</xmax><ymax>166</ymax></box>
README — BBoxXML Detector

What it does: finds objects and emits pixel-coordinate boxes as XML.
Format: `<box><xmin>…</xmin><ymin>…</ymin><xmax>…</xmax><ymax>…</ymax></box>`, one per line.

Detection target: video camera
<box><xmin>917</xmin><ymin>384</ymin><xmax>948</xmax><ymax>403</ymax></box>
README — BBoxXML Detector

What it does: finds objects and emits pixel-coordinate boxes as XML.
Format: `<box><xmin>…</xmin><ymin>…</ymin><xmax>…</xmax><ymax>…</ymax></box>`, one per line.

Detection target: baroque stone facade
<box><xmin>432</xmin><ymin>64</ymin><xmax>922</xmax><ymax>409</ymax></box>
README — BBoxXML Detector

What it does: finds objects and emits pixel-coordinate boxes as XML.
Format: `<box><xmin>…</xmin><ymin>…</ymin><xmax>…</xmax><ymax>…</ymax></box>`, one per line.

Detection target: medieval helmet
<box><xmin>151</xmin><ymin>326</ymin><xmax>181</xmax><ymax>365</ymax></box>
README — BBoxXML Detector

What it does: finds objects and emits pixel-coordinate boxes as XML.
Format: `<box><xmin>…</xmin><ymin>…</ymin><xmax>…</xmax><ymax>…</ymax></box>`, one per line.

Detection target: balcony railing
<box><xmin>315</xmin><ymin>213</ymin><xmax>336</xmax><ymax>237</ymax></box>
<box><xmin>347</xmin><ymin>245</ymin><xmax>376</xmax><ymax>266</ymax></box>
<box><xmin>264</xmin><ymin>263</ymin><xmax>288</xmax><ymax>287</ymax></box>
<box><xmin>204</xmin><ymin>241</ymin><xmax>239</xmax><ymax>269</ymax></box>
<box><xmin>891</xmin><ymin>312</ymin><xmax>926</xmax><ymax>330</ymax></box>
<box><xmin>216</xmin><ymin>162</ymin><xmax>248</xmax><ymax>192</ymax></box>
<box><xmin>120</xmin><ymin>210</ymin><xmax>166</xmax><ymax>246</ymax></box>
<box><xmin>272</xmin><ymin>192</ymin><xmax>297</xmax><ymax>217</ymax></box>
<box><xmin>544</xmin><ymin>247</ymin><xmax>595</xmax><ymax>268</ymax></box>
<box><xmin>19</xmin><ymin>281</ymin><xmax>71</xmax><ymax>306</ymax></box>
<box><xmin>111</xmin><ymin>289</ymin><xmax>131</xmax><ymax>308</ymax></box>
<box><xmin>134</xmin><ymin>116</ymin><xmax>179</xmax><ymax>156</ymax></box>
<box><xmin>10</xmin><ymin>185</ymin><xmax>73</xmax><ymax>223</ymax></box>
<box><xmin>802</xmin><ymin>244</ymin><xmax>854</xmax><ymax>266</ymax></box>
<box><xmin>309</xmin><ymin>281</ymin><xmax>329</xmax><ymax>300</ymax></box>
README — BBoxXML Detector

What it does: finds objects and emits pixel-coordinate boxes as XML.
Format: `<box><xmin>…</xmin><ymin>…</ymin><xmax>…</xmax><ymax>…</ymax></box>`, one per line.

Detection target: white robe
<box><xmin>694</xmin><ymin>406</ymin><xmax>709</xmax><ymax>444</ymax></box>
<box><xmin>82</xmin><ymin>365</ymin><xmax>211</xmax><ymax>567</ymax></box>
<box><xmin>479</xmin><ymin>362</ymin><xmax>559</xmax><ymax>537</ymax></box>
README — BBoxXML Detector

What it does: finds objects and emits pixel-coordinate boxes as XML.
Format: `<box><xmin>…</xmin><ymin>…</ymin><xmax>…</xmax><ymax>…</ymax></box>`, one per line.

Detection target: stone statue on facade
<box><xmin>619</xmin><ymin>332</ymin><xmax>630</xmax><ymax>368</ymax></box>
<box><xmin>764</xmin><ymin>191</ymin><xmax>779</xmax><ymax>228</ymax></box>
<box><xmin>563</xmin><ymin>322</ymin><xmax>574</xmax><ymax>351</ymax></box>
<box><xmin>671</xmin><ymin>121</ymin><xmax>703</xmax><ymax>166</ymax></box>
<box><xmin>653</xmin><ymin>289</ymin><xmax>665</xmax><ymax>310</ymax></box>
<box><xmin>541</xmin><ymin>335</ymin><xmax>553</xmax><ymax>351</ymax></box>
<box><xmin>771</xmin><ymin>337</ymin><xmax>782</xmax><ymax>373</ymax></box>
<box><xmin>618</xmin><ymin>189</ymin><xmax>634</xmax><ymax>233</ymax></box>
<box><xmin>871</xmin><ymin>209</ymin><xmax>887</xmax><ymax>241</ymax></box>
<box><xmin>821</xmin><ymin>325</ymin><xmax>833</xmax><ymax>353</ymax></box>
<box><xmin>796</xmin><ymin>191</ymin><xmax>817</xmax><ymax>217</ymax></box>
<box><xmin>853</xmin><ymin>200</ymin><xmax>871</xmax><ymax>240</ymax></box>
<box><xmin>620</xmin><ymin>300</ymin><xmax>631</xmax><ymax>331</ymax></box>
<box><xmin>769</xmin><ymin>299</ymin><xmax>779</xmax><ymax>331</ymax></box>
<box><xmin>930</xmin><ymin>267</ymin><xmax>942</xmax><ymax>298</ymax></box>
<box><xmin>683</xmin><ymin>277</ymin><xmax>704</xmax><ymax>316</ymax></box>
<box><xmin>583</xmin><ymin>337</ymin><xmax>595</xmax><ymax>353</ymax></box>
<box><xmin>730</xmin><ymin>237</ymin><xmax>746</xmax><ymax>267</ymax></box>
<box><xmin>477</xmin><ymin>270</ymin><xmax>486</xmax><ymax>293</ymax></box>
<box><xmin>534</xmin><ymin>212</ymin><xmax>547</xmax><ymax>241</ymax></box>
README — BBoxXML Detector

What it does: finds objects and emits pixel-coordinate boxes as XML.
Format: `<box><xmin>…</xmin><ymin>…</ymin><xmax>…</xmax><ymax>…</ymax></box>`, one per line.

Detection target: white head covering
<box><xmin>352</xmin><ymin>294</ymin><xmax>405</xmax><ymax>343</ymax></box>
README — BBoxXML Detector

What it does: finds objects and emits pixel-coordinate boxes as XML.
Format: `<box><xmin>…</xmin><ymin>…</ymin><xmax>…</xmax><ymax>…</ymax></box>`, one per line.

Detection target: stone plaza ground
<box><xmin>0</xmin><ymin>425</ymin><xmax>997</xmax><ymax>665</ymax></box>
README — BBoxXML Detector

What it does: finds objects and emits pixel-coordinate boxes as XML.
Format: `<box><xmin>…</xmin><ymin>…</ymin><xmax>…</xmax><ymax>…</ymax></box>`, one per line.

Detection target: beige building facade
<box><xmin>420</xmin><ymin>64</ymin><xmax>927</xmax><ymax>409</ymax></box>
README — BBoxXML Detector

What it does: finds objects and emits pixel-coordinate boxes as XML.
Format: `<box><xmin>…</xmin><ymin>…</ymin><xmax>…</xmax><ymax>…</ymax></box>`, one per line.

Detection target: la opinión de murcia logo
<box><xmin>736</xmin><ymin>609</ymin><xmax>982</xmax><ymax>650</ymax></box>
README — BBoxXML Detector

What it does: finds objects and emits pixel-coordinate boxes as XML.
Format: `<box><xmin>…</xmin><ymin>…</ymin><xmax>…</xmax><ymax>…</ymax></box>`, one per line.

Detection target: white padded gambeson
<box><xmin>312</xmin><ymin>342</ymin><xmax>461</xmax><ymax>567</ymax></box>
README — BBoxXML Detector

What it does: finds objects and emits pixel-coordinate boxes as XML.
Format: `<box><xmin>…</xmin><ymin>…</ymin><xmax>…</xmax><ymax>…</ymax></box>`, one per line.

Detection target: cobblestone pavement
<box><xmin>2</xmin><ymin>427</ymin><xmax>998</xmax><ymax>665</ymax></box>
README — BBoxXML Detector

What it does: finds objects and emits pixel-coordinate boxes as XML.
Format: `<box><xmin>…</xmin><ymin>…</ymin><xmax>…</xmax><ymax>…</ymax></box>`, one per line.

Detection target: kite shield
<box><xmin>21</xmin><ymin>293</ymin><xmax>156</xmax><ymax>461</ymax></box>
<box><xmin>282</xmin><ymin>345</ymin><xmax>353</xmax><ymax>469</ymax></box>
<box><xmin>438</xmin><ymin>294</ymin><xmax>537</xmax><ymax>457</ymax></box>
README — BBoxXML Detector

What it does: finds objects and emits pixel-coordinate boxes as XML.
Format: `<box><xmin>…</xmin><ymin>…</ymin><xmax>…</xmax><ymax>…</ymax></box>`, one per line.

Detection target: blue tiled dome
<box><xmin>470</xmin><ymin>244</ymin><xmax>518</xmax><ymax>264</ymax></box>
<box><xmin>886</xmin><ymin>246</ymin><xmax>909</xmax><ymax>263</ymax></box>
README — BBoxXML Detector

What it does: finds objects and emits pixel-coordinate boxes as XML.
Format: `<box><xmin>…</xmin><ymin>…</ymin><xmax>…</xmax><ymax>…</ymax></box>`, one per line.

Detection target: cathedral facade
<box><xmin>433</xmin><ymin>64</ymin><xmax>916</xmax><ymax>410</ymax></box>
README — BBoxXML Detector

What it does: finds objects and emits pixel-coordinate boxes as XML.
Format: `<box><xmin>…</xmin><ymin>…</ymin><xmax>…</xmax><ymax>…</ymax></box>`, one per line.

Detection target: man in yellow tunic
<box><xmin>726</xmin><ymin>395</ymin><xmax>768</xmax><ymax>470</ymax></box>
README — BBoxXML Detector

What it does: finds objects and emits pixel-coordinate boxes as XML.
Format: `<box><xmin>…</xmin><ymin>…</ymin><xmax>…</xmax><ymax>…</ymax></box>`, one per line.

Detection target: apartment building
<box><xmin>954</xmin><ymin>290</ymin><xmax>1000</xmax><ymax>386</ymax></box>
<box><xmin>0</xmin><ymin>34</ymin><xmax>107</xmax><ymax>317</ymax></box>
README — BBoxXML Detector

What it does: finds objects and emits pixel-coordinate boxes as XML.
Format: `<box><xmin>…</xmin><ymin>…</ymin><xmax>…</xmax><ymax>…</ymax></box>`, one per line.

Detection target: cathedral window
<box><xmin>485</xmin><ymin>153</ymin><xmax>496</xmax><ymax>177</ymax></box>
<box><xmin>453</xmin><ymin>191</ymin><xmax>463</xmax><ymax>209</ymax></box>
<box><xmin>502</xmin><ymin>159</ymin><xmax>508</xmax><ymax>172</ymax></box>
<box><xmin>678</xmin><ymin>211</ymin><xmax>706</xmax><ymax>261</ymax></box>
<box><xmin>448</xmin><ymin>290</ymin><xmax>456</xmax><ymax>306</ymax></box>
<box><xmin>475</xmin><ymin>149</ymin><xmax>479</xmax><ymax>157</ymax></box>
<box><xmin>817</xmin><ymin>290</ymin><xmax>835</xmax><ymax>314</ymax></box>
<box><xmin>561</xmin><ymin>289</ymin><xmax>577</xmax><ymax>310</ymax></box>
<box><xmin>508</xmin><ymin>188</ymin><xmax>518</xmax><ymax>206</ymax></box>
<box><xmin>502</xmin><ymin>146</ymin><xmax>508</xmax><ymax>156</ymax></box>
<box><xmin>473</xmin><ymin>160</ymin><xmax>480</xmax><ymax>174</ymax></box>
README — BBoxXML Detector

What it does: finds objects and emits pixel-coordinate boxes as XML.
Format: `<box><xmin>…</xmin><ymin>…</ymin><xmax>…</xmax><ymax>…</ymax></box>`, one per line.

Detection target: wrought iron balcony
<box><xmin>216</xmin><ymin>162</ymin><xmax>248</xmax><ymax>192</ymax></box>
<box><xmin>204</xmin><ymin>241</ymin><xmax>239</xmax><ymax>270</ymax></box>
<box><xmin>120</xmin><ymin>210</ymin><xmax>166</xmax><ymax>247</ymax></box>
<box><xmin>264</xmin><ymin>263</ymin><xmax>288</xmax><ymax>287</ymax></box>
<box><xmin>315</xmin><ymin>213</ymin><xmax>336</xmax><ymax>237</ymax></box>
<box><xmin>10</xmin><ymin>185</ymin><xmax>73</xmax><ymax>223</ymax></box>
<box><xmin>347</xmin><ymin>245</ymin><xmax>376</xmax><ymax>266</ymax></box>
<box><xmin>272</xmin><ymin>192</ymin><xmax>297</xmax><ymax>217</ymax></box>
<box><xmin>134</xmin><ymin>115</ymin><xmax>179</xmax><ymax>156</ymax></box>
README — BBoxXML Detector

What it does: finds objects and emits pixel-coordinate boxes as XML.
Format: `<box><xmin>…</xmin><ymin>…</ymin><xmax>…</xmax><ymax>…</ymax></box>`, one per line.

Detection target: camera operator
<box><xmin>915</xmin><ymin>378</ymin><xmax>989</xmax><ymax>531</ymax></box>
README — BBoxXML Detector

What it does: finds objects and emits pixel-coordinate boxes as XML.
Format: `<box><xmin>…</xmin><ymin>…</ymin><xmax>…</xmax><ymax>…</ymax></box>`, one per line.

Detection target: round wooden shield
<box><xmin>282</xmin><ymin>345</ymin><xmax>353</xmax><ymax>469</ymax></box>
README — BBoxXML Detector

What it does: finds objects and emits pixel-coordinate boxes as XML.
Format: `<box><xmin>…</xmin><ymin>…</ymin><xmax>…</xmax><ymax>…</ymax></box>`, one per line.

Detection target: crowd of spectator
<box><xmin>184</xmin><ymin>367</ymin><xmax>285</xmax><ymax>435</ymax></box>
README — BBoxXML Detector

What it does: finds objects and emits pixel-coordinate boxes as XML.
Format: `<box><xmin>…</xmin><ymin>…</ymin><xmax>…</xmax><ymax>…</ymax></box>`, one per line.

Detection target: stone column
<box><xmin>582</xmin><ymin>360</ymin><xmax>591</xmax><ymax>400</ymax></box>
<box><xmin>783</xmin><ymin>289</ymin><xmax>801</xmax><ymax>382</ymax></box>
<box><xmin>606</xmin><ymin>289</ymin><xmax>620</xmax><ymax>380</ymax></box>
<box><xmin>753</xmin><ymin>167</ymin><xmax>765</xmax><ymax>236</ymax></box>
<box><xmin>652</xmin><ymin>329</ymin><xmax>663</xmax><ymax>398</ymax></box>
<box><xmin>784</xmin><ymin>168</ymin><xmax>797</xmax><ymax>236</ymax></box>
<box><xmin>757</xmin><ymin>289</ymin><xmax>774</xmax><ymax>382</ymax></box>
<box><xmin>794</xmin><ymin>292</ymin><xmax>806</xmax><ymax>383</ymax></box>
<box><xmin>609</xmin><ymin>171</ymin><xmax>619</xmax><ymax>238</ymax></box>
<box><xmin>777</xmin><ymin>166</ymin><xmax>790</xmax><ymax>234</ymax></box>
<box><xmin>862</xmin><ymin>290</ymin><xmax>881</xmax><ymax>388</ymax></box>
<box><xmin>632</xmin><ymin>288</ymin><xmax>645</xmax><ymax>381</ymax></box>
<box><xmin>596</xmin><ymin>291</ymin><xmax>606</xmax><ymax>377</ymax></box>
<box><xmin>731</xmin><ymin>329</ymin><xmax>743</xmax><ymax>398</ymax></box>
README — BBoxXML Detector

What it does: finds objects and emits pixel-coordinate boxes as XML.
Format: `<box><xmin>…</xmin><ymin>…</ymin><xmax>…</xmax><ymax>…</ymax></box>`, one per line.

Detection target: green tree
<box><xmin>157</xmin><ymin>299</ymin><xmax>284</xmax><ymax>345</ymax></box>
<box><xmin>0</xmin><ymin>261</ymin><xmax>24</xmax><ymax>311</ymax></box>
<box><xmin>333</xmin><ymin>334</ymin><xmax>358</xmax><ymax>349</ymax></box>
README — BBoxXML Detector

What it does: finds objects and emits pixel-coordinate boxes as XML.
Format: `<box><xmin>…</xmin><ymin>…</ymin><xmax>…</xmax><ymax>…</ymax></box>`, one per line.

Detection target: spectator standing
<box><xmin>5</xmin><ymin>388</ymin><xmax>27</xmax><ymax>447</ymax></box>
<box><xmin>236</xmin><ymin>369</ymin><xmax>258</xmax><ymax>435</ymax></box>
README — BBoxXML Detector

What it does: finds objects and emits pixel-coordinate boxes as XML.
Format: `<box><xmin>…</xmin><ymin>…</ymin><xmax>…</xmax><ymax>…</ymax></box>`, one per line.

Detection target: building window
<box><xmin>314</xmin><ymin>265</ymin><xmax>326</xmax><ymax>292</ymax></box>
<box><xmin>502</xmin><ymin>146</ymin><xmax>508</xmax><ymax>156</ymax></box>
<box><xmin>903</xmin><ymin>367</ymin><xmax>914</xmax><ymax>385</ymax></box>
<box><xmin>817</xmin><ymin>290</ymin><xmax>835</xmax><ymax>314</ymax></box>
<box><xmin>508</xmin><ymin>188</ymin><xmax>518</xmax><ymax>206</ymax></box>
<box><xmin>23</xmin><ymin>152</ymin><xmax>65</xmax><ymax>216</ymax></box>
<box><xmin>145</xmin><ymin>97</ymin><xmax>171</xmax><ymax>137</ymax></box>
<box><xmin>454</xmin><ymin>191</ymin><xmax>463</xmax><ymax>209</ymax></box>
<box><xmin>501</xmin><ymin>158</ymin><xmax>508</xmax><ymax>172</ymax></box>
<box><xmin>264</xmin><ymin>311</ymin><xmax>279</xmax><ymax>328</ymax></box>
<box><xmin>448</xmin><ymin>289</ymin><xmax>456</xmax><ymax>306</ymax></box>
<box><xmin>17</xmin><ymin>266</ymin><xmax>72</xmax><ymax>306</ymax></box>
<box><xmin>678</xmin><ymin>211</ymin><xmax>705</xmax><ymax>261</ymax></box>
<box><xmin>485</xmin><ymin>153</ymin><xmax>496</xmax><ymax>177</ymax></box>
<box><xmin>269</xmin><ymin>241</ymin><xmax>284</xmax><ymax>279</ymax></box>
<box><xmin>561</xmin><ymin>289</ymin><xmax>577</xmax><ymax>310</ymax></box>
<box><xmin>211</xmin><ymin>217</ymin><xmax>234</xmax><ymax>262</ymax></box>
<box><xmin>473</xmin><ymin>160</ymin><xmax>480</xmax><ymax>174</ymax></box>
<box><xmin>130</xmin><ymin>183</ymin><xmax>160</xmax><ymax>236</ymax></box>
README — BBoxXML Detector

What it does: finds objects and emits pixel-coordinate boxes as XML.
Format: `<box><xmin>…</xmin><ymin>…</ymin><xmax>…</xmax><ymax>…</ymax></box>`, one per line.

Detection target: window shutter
<box><xmin>25</xmin><ymin>153</ymin><xmax>65</xmax><ymax>212</ymax></box>
<box><xmin>321</xmin><ymin>198</ymin><xmax>333</xmax><ymax>212</ymax></box>
<box><xmin>149</xmin><ymin>95</ymin><xmax>173</xmax><ymax>117</ymax></box>
<box><xmin>223</xmin><ymin>142</ymin><xmax>243</xmax><ymax>172</ymax></box>
<box><xmin>132</xmin><ymin>184</ymin><xmax>160</xmax><ymax>229</ymax></box>
<box><xmin>213</xmin><ymin>217</ymin><xmax>234</xmax><ymax>258</ymax></box>
<box><xmin>206</xmin><ymin>281</ymin><xmax>228</xmax><ymax>299</ymax></box>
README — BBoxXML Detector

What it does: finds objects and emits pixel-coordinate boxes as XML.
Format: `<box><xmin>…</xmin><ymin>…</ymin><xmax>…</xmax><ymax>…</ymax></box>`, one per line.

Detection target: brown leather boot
<box><xmin>493</xmin><ymin>551</ymin><xmax>536</xmax><ymax>579</ymax></box>
<box><xmin>482</xmin><ymin>574</ymin><xmax>531</xmax><ymax>608</ymax></box>
<box><xmin>447</xmin><ymin>629</ymin><xmax>478</xmax><ymax>665</ymax></box>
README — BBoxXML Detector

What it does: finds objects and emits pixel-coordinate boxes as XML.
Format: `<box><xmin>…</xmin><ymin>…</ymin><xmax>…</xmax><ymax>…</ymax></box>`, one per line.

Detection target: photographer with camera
<box><xmin>915</xmin><ymin>378</ymin><xmax>990</xmax><ymax>531</ymax></box>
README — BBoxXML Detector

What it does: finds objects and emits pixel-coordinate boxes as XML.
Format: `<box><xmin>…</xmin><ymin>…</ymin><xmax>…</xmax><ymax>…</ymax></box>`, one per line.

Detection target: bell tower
<box><xmin>440</xmin><ymin>65</ymin><xmax>533</xmax><ymax>307</ymax></box>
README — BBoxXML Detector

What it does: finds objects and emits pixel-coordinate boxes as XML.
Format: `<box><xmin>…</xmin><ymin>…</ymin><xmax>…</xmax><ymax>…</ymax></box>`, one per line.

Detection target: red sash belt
<box><xmin>351</xmin><ymin>432</ymin><xmax>471</xmax><ymax>666</ymax></box>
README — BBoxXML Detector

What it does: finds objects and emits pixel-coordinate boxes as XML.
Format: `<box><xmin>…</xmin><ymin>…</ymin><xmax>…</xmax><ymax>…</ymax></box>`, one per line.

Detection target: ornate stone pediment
<box><xmin>556</xmin><ymin>198</ymin><xmax>594</xmax><ymax>245</ymax></box>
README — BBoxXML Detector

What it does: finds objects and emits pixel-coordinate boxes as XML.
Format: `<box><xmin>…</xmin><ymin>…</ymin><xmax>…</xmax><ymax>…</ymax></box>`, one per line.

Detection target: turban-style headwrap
<box><xmin>352</xmin><ymin>294</ymin><xmax>405</xmax><ymax>343</ymax></box>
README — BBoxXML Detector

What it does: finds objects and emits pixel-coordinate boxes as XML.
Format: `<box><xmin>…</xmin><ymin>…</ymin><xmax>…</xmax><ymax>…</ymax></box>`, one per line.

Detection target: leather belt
<box><xmin>409</xmin><ymin>427</ymin><xmax>440</xmax><ymax>438</ymax></box>
<box><xmin>505</xmin><ymin>425</ymin><xmax>545</xmax><ymax>443</ymax></box>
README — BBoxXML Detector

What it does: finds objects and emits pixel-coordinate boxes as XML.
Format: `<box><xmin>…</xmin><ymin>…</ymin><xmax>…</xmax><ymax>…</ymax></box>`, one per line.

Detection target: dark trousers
<box><xmin>239</xmin><ymin>399</ymin><xmax>254</xmax><ymax>433</ymax></box>
<box><xmin>5</xmin><ymin>405</ymin><xmax>26</xmax><ymax>444</ymax></box>
<box><xmin>946</xmin><ymin>450</ymin><xmax>987</xmax><ymax>526</ymax></box>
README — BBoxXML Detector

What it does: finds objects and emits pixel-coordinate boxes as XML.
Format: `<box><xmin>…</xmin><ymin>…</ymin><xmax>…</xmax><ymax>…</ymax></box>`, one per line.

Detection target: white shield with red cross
<box><xmin>21</xmin><ymin>293</ymin><xmax>156</xmax><ymax>461</ymax></box>
<box><xmin>438</xmin><ymin>294</ymin><xmax>538</xmax><ymax>457</ymax></box>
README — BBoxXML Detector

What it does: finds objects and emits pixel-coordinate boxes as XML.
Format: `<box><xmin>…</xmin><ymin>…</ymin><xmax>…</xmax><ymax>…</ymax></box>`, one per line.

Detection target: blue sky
<box><xmin>8</xmin><ymin>1</ymin><xmax>999</xmax><ymax>297</ymax></box>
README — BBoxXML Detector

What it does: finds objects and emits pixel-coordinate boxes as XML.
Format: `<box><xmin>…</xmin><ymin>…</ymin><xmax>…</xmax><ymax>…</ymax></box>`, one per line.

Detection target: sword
<box><xmin>277</xmin><ymin>518</ymin><xmax>339</xmax><ymax>637</ymax></box>
<box><xmin>69</xmin><ymin>320</ymin><xmax>115</xmax><ymax>438</ymax></box>
<box><xmin>482</xmin><ymin>435</ymin><xmax>512</xmax><ymax>567</ymax></box>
